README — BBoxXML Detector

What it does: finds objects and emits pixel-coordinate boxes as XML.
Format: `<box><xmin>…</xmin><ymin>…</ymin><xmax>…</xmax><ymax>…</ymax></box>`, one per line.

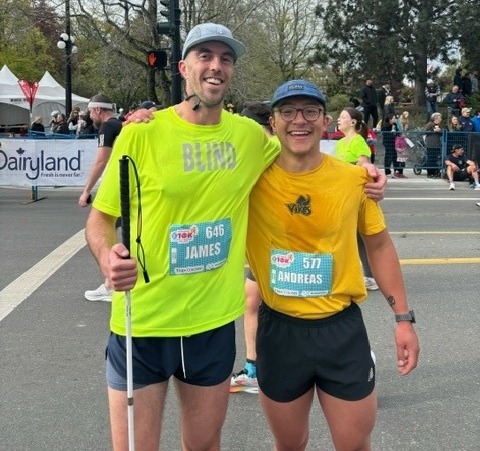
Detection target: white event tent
<box><xmin>0</xmin><ymin>65</ymin><xmax>89</xmax><ymax>129</ymax></box>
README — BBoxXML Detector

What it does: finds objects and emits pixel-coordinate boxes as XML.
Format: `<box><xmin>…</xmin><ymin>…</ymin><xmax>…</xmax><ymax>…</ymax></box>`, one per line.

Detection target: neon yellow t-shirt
<box><xmin>335</xmin><ymin>133</ymin><xmax>371</xmax><ymax>163</ymax></box>
<box><xmin>246</xmin><ymin>154</ymin><xmax>386</xmax><ymax>319</ymax></box>
<box><xmin>93</xmin><ymin>107</ymin><xmax>279</xmax><ymax>337</ymax></box>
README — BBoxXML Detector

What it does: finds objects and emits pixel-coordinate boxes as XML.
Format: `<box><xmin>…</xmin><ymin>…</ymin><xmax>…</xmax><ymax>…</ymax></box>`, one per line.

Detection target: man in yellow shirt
<box><xmin>247</xmin><ymin>79</ymin><xmax>419</xmax><ymax>451</ymax></box>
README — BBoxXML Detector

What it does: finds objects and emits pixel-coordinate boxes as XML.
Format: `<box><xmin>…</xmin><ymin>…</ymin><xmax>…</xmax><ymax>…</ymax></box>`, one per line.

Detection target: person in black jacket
<box><xmin>377</xmin><ymin>81</ymin><xmax>391</xmax><ymax>118</ymax></box>
<box><xmin>361</xmin><ymin>79</ymin><xmax>379</xmax><ymax>128</ymax></box>
<box><xmin>30</xmin><ymin>116</ymin><xmax>45</xmax><ymax>136</ymax></box>
<box><xmin>51</xmin><ymin>113</ymin><xmax>69</xmax><ymax>135</ymax></box>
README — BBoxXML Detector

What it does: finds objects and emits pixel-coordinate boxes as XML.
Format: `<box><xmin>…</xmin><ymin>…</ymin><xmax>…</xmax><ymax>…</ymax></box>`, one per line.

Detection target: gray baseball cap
<box><xmin>182</xmin><ymin>23</ymin><xmax>246</xmax><ymax>62</ymax></box>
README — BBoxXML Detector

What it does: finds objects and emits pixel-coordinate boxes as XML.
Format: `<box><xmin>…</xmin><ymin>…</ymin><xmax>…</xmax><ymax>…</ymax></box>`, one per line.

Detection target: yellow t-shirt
<box><xmin>93</xmin><ymin>107</ymin><xmax>279</xmax><ymax>337</ymax></box>
<box><xmin>246</xmin><ymin>154</ymin><xmax>385</xmax><ymax>319</ymax></box>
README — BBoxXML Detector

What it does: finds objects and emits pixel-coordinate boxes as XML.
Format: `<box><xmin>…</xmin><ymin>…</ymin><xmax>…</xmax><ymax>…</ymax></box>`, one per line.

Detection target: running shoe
<box><xmin>449</xmin><ymin>182</ymin><xmax>455</xmax><ymax>191</ymax></box>
<box><xmin>84</xmin><ymin>283</ymin><xmax>113</xmax><ymax>302</ymax></box>
<box><xmin>230</xmin><ymin>363</ymin><xmax>258</xmax><ymax>394</ymax></box>
<box><xmin>364</xmin><ymin>277</ymin><xmax>379</xmax><ymax>291</ymax></box>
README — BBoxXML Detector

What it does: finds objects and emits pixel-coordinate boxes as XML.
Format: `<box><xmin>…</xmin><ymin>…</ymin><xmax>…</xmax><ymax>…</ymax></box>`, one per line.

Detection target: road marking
<box><xmin>400</xmin><ymin>257</ymin><xmax>480</xmax><ymax>265</ymax></box>
<box><xmin>385</xmin><ymin>197</ymin><xmax>480</xmax><ymax>200</ymax></box>
<box><xmin>390</xmin><ymin>231</ymin><xmax>480</xmax><ymax>235</ymax></box>
<box><xmin>0</xmin><ymin>229</ymin><xmax>86</xmax><ymax>322</ymax></box>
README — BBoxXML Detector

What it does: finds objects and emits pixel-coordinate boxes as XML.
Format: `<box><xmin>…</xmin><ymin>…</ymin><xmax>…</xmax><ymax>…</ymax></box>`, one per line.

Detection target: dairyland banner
<box><xmin>0</xmin><ymin>139</ymin><xmax>97</xmax><ymax>187</ymax></box>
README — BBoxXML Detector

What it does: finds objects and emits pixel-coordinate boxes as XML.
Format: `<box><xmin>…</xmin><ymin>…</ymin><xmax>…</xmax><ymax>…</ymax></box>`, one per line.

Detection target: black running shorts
<box><xmin>256</xmin><ymin>302</ymin><xmax>375</xmax><ymax>402</ymax></box>
<box><xmin>106</xmin><ymin>321</ymin><xmax>236</xmax><ymax>390</ymax></box>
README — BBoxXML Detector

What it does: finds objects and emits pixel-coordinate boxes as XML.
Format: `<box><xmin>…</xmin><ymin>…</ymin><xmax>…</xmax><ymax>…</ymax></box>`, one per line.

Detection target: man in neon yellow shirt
<box><xmin>85</xmin><ymin>23</ymin><xmax>388</xmax><ymax>450</ymax></box>
<box><xmin>246</xmin><ymin>79</ymin><xmax>419</xmax><ymax>450</ymax></box>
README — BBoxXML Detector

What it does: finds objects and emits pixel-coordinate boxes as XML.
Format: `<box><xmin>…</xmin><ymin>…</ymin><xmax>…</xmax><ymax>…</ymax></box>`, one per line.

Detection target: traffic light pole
<box><xmin>158</xmin><ymin>0</ymin><xmax>182</xmax><ymax>105</ymax></box>
<box><xmin>171</xmin><ymin>0</ymin><xmax>182</xmax><ymax>104</ymax></box>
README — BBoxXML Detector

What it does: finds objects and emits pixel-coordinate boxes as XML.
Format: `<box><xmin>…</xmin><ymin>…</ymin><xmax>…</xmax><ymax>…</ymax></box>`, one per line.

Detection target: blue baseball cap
<box><xmin>182</xmin><ymin>23</ymin><xmax>246</xmax><ymax>62</ymax></box>
<box><xmin>271</xmin><ymin>80</ymin><xmax>327</xmax><ymax>109</ymax></box>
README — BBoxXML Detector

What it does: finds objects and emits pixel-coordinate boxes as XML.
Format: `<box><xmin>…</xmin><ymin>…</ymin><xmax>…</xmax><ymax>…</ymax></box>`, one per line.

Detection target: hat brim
<box><xmin>182</xmin><ymin>36</ymin><xmax>246</xmax><ymax>61</ymax></box>
<box><xmin>271</xmin><ymin>93</ymin><xmax>326</xmax><ymax>109</ymax></box>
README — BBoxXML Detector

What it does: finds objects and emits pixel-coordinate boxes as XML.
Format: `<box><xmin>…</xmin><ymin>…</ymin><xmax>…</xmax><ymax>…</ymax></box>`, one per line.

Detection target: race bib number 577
<box><xmin>270</xmin><ymin>250</ymin><xmax>333</xmax><ymax>297</ymax></box>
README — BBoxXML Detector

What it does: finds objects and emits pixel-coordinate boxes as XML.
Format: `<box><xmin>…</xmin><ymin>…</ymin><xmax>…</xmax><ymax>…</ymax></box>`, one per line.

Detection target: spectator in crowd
<box><xmin>366</xmin><ymin>127</ymin><xmax>377</xmax><ymax>164</ymax></box>
<box><xmin>447</xmin><ymin>114</ymin><xmax>462</xmax><ymax>132</ymax></box>
<box><xmin>458</xmin><ymin>107</ymin><xmax>474</xmax><ymax>132</ymax></box>
<box><xmin>51</xmin><ymin>113</ymin><xmax>70</xmax><ymax>135</ymax></box>
<box><xmin>77</xmin><ymin>111</ymin><xmax>97</xmax><ymax>138</ymax></box>
<box><xmin>461</xmin><ymin>71</ymin><xmax>472</xmax><ymax>97</ymax></box>
<box><xmin>350</xmin><ymin>97</ymin><xmax>363</xmax><ymax>111</ymax></box>
<box><xmin>399</xmin><ymin>111</ymin><xmax>409</xmax><ymax>131</ymax></box>
<box><xmin>383</xmin><ymin>95</ymin><xmax>397</xmax><ymax>121</ymax></box>
<box><xmin>445</xmin><ymin>144</ymin><xmax>480</xmax><ymax>190</ymax></box>
<box><xmin>471</xmin><ymin>109</ymin><xmax>480</xmax><ymax>132</ymax></box>
<box><xmin>444</xmin><ymin>85</ymin><xmax>465</xmax><ymax>119</ymax></box>
<box><xmin>445</xmin><ymin>114</ymin><xmax>462</xmax><ymax>159</ymax></box>
<box><xmin>394</xmin><ymin>133</ymin><xmax>409</xmax><ymax>178</ymax></box>
<box><xmin>49</xmin><ymin>110</ymin><xmax>60</xmax><ymax>130</ymax></box>
<box><xmin>424</xmin><ymin>112</ymin><xmax>443</xmax><ymax>178</ymax></box>
<box><xmin>226</xmin><ymin>102</ymin><xmax>235</xmax><ymax>113</ymax></box>
<box><xmin>30</xmin><ymin>116</ymin><xmax>45</xmax><ymax>135</ymax></box>
<box><xmin>469</xmin><ymin>109</ymin><xmax>480</xmax><ymax>163</ymax></box>
<box><xmin>76</xmin><ymin>111</ymin><xmax>86</xmax><ymax>137</ymax></box>
<box><xmin>425</xmin><ymin>79</ymin><xmax>440</xmax><ymax>122</ymax></box>
<box><xmin>470</xmin><ymin>70</ymin><xmax>479</xmax><ymax>94</ymax></box>
<box><xmin>378</xmin><ymin>80</ymin><xmax>391</xmax><ymax>118</ymax></box>
<box><xmin>382</xmin><ymin>112</ymin><xmax>401</xmax><ymax>177</ymax></box>
<box><xmin>453</xmin><ymin>68</ymin><xmax>463</xmax><ymax>91</ymax></box>
<box><xmin>361</xmin><ymin>79</ymin><xmax>379</xmax><ymax>128</ymax></box>
<box><xmin>117</xmin><ymin>108</ymin><xmax>125</xmax><ymax>121</ymax></box>
<box><xmin>67</xmin><ymin>107</ymin><xmax>80</xmax><ymax>134</ymax></box>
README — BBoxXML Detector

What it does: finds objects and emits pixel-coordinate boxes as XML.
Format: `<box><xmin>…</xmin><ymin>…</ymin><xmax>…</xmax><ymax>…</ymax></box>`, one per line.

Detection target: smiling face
<box><xmin>179</xmin><ymin>41</ymin><xmax>235</xmax><ymax>109</ymax></box>
<box><xmin>271</xmin><ymin>97</ymin><xmax>326</xmax><ymax>159</ymax></box>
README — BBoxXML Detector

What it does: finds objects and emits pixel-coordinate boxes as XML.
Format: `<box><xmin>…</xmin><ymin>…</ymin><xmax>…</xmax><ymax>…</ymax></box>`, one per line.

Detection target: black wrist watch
<box><xmin>395</xmin><ymin>310</ymin><xmax>416</xmax><ymax>323</ymax></box>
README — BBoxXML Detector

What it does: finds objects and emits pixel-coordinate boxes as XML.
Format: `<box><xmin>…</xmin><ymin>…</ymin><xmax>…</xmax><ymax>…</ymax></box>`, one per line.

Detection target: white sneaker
<box><xmin>476</xmin><ymin>202</ymin><xmax>480</xmax><ymax>207</ymax></box>
<box><xmin>474</xmin><ymin>185</ymin><xmax>480</xmax><ymax>191</ymax></box>
<box><xmin>449</xmin><ymin>182</ymin><xmax>455</xmax><ymax>190</ymax></box>
<box><xmin>230</xmin><ymin>369</ymin><xmax>259</xmax><ymax>394</ymax></box>
<box><xmin>364</xmin><ymin>277</ymin><xmax>379</xmax><ymax>291</ymax></box>
<box><xmin>84</xmin><ymin>283</ymin><xmax>113</xmax><ymax>302</ymax></box>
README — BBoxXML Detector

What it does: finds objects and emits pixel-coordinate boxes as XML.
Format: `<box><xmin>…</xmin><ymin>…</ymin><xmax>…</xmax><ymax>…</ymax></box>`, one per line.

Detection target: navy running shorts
<box><xmin>106</xmin><ymin>321</ymin><xmax>236</xmax><ymax>390</ymax></box>
<box><xmin>256</xmin><ymin>302</ymin><xmax>375</xmax><ymax>402</ymax></box>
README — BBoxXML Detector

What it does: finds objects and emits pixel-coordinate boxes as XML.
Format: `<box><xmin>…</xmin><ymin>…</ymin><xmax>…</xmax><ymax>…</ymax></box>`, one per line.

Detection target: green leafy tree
<box><xmin>313</xmin><ymin>0</ymin><xmax>458</xmax><ymax>105</ymax></box>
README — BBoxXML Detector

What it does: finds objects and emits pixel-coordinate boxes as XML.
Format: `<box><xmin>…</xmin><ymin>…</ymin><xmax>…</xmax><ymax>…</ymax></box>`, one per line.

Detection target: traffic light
<box><xmin>147</xmin><ymin>50</ymin><xmax>168</xmax><ymax>70</ymax></box>
<box><xmin>157</xmin><ymin>0</ymin><xmax>177</xmax><ymax>36</ymax></box>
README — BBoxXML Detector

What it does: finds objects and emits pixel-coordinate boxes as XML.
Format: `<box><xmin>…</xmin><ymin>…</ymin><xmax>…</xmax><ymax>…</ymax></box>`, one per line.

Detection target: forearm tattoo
<box><xmin>387</xmin><ymin>295</ymin><xmax>396</xmax><ymax>306</ymax></box>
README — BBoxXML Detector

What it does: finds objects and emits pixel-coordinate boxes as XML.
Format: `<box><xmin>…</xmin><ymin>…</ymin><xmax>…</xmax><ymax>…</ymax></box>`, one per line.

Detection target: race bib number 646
<box><xmin>169</xmin><ymin>219</ymin><xmax>232</xmax><ymax>275</ymax></box>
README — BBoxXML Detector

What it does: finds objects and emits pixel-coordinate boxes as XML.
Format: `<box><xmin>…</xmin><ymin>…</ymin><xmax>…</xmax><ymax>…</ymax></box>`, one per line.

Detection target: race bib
<box><xmin>169</xmin><ymin>219</ymin><xmax>231</xmax><ymax>275</ymax></box>
<box><xmin>270</xmin><ymin>250</ymin><xmax>333</xmax><ymax>297</ymax></box>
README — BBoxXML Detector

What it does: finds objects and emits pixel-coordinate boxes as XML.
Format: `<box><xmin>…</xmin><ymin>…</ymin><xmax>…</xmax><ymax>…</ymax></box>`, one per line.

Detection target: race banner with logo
<box><xmin>0</xmin><ymin>139</ymin><xmax>97</xmax><ymax>187</ymax></box>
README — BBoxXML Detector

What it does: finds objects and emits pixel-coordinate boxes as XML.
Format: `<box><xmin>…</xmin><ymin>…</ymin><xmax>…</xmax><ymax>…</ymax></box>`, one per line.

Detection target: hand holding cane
<box><xmin>120</xmin><ymin>156</ymin><xmax>135</xmax><ymax>451</ymax></box>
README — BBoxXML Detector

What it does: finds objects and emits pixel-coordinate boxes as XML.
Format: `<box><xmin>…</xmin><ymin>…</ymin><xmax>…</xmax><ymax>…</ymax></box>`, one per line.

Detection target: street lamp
<box><xmin>56</xmin><ymin>0</ymin><xmax>77</xmax><ymax>117</ymax></box>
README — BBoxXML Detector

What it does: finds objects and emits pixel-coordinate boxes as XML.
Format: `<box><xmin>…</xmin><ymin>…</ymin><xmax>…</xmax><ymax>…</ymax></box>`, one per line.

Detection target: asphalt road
<box><xmin>1</xmin><ymin>171</ymin><xmax>479</xmax><ymax>451</ymax></box>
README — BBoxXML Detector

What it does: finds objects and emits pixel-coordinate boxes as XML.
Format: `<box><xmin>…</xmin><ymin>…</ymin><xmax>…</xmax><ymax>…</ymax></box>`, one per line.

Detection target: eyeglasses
<box><xmin>276</xmin><ymin>106</ymin><xmax>324</xmax><ymax>122</ymax></box>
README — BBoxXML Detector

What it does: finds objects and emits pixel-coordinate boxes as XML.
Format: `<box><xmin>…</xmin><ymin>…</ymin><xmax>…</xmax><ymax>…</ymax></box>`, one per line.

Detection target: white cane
<box><xmin>120</xmin><ymin>156</ymin><xmax>135</xmax><ymax>451</ymax></box>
